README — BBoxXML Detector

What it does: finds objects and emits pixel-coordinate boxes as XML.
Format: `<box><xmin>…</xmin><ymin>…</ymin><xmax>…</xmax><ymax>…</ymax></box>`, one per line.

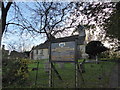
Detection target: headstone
<box><xmin>33</xmin><ymin>50</ymin><xmax>37</xmax><ymax>60</ymax></box>
<box><xmin>58</xmin><ymin>63</ymin><xmax>65</xmax><ymax>69</ymax></box>
<box><xmin>44</xmin><ymin>60</ymin><xmax>50</xmax><ymax>73</ymax></box>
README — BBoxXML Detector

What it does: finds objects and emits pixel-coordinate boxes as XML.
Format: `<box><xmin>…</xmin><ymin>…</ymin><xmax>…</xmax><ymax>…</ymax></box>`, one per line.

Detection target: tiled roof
<box><xmin>51</xmin><ymin>35</ymin><xmax>85</xmax><ymax>44</ymax></box>
<box><xmin>32</xmin><ymin>35</ymin><xmax>85</xmax><ymax>50</ymax></box>
<box><xmin>32</xmin><ymin>40</ymin><xmax>49</xmax><ymax>49</ymax></box>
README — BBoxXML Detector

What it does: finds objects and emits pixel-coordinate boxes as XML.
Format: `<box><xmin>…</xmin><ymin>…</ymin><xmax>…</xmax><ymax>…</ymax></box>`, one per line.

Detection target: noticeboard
<box><xmin>50</xmin><ymin>41</ymin><xmax>76</xmax><ymax>62</ymax></box>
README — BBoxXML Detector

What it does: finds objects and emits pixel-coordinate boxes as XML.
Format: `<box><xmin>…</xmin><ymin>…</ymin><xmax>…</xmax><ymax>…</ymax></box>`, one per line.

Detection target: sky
<box><xmin>1</xmin><ymin>2</ymin><xmax>47</xmax><ymax>52</ymax></box>
<box><xmin>1</xmin><ymin>1</ymin><xmax>118</xmax><ymax>52</ymax></box>
<box><xmin>5</xmin><ymin>0</ymin><xmax>120</xmax><ymax>2</ymax></box>
<box><xmin>2</xmin><ymin>2</ymin><xmax>76</xmax><ymax>52</ymax></box>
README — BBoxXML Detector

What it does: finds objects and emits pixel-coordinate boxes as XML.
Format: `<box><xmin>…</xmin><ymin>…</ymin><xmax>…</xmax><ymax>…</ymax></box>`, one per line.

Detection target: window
<box><xmin>40</xmin><ymin>49</ymin><xmax>43</xmax><ymax>55</ymax></box>
<box><xmin>37</xmin><ymin>49</ymin><xmax>43</xmax><ymax>55</ymax></box>
<box><xmin>36</xmin><ymin>50</ymin><xmax>38</xmax><ymax>55</ymax></box>
<box><xmin>38</xmin><ymin>50</ymin><xmax>41</xmax><ymax>55</ymax></box>
<box><xmin>48</xmin><ymin>49</ymin><xmax>49</xmax><ymax>55</ymax></box>
<box><xmin>33</xmin><ymin>50</ymin><xmax>36</xmax><ymax>54</ymax></box>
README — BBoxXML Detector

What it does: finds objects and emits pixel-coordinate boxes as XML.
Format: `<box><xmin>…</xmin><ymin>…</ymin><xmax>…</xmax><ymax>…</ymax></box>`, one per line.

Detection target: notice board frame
<box><xmin>48</xmin><ymin>39</ymin><xmax>84</xmax><ymax>88</ymax></box>
<box><xmin>49</xmin><ymin>39</ymin><xmax>78</xmax><ymax>63</ymax></box>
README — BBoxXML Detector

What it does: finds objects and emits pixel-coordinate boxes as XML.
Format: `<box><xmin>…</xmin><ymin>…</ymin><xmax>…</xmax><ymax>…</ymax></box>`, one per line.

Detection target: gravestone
<box><xmin>44</xmin><ymin>60</ymin><xmax>50</xmax><ymax>73</ymax></box>
<box><xmin>58</xmin><ymin>63</ymin><xmax>65</xmax><ymax>69</ymax></box>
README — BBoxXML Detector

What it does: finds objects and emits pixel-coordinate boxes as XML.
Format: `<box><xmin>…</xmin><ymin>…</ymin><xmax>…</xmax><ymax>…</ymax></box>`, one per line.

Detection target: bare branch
<box><xmin>6</xmin><ymin>2</ymin><xmax>12</xmax><ymax>12</ymax></box>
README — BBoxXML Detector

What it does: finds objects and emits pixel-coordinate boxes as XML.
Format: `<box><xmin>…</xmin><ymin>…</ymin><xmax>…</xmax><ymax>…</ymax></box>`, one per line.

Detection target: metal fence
<box><xmin>29</xmin><ymin>60</ymin><xmax>85</xmax><ymax>88</ymax></box>
<box><xmin>28</xmin><ymin>60</ymin><xmax>116</xmax><ymax>88</ymax></box>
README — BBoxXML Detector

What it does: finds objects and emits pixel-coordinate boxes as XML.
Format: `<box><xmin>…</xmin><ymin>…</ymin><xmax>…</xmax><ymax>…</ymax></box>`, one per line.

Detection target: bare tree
<box><xmin>1</xmin><ymin>1</ymin><xmax>119</xmax><ymax>51</ymax></box>
<box><xmin>19</xmin><ymin>2</ymin><xmax>79</xmax><ymax>39</ymax></box>
<box><xmin>3</xmin><ymin>2</ymin><xmax>77</xmax><ymax>40</ymax></box>
<box><xmin>0</xmin><ymin>1</ymin><xmax>12</xmax><ymax>46</ymax></box>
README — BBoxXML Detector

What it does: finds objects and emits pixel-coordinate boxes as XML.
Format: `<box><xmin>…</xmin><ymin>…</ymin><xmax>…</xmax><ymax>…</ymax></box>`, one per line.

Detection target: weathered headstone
<box><xmin>58</xmin><ymin>63</ymin><xmax>65</xmax><ymax>69</ymax></box>
<box><xmin>44</xmin><ymin>60</ymin><xmax>50</xmax><ymax>73</ymax></box>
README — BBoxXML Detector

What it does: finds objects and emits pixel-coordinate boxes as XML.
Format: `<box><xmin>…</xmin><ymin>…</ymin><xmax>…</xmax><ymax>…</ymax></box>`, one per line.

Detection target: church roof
<box><xmin>32</xmin><ymin>35</ymin><xmax>85</xmax><ymax>50</ymax></box>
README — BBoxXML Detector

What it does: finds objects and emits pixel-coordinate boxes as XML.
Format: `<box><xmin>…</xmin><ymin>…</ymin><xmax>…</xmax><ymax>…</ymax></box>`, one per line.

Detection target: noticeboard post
<box><xmin>50</xmin><ymin>41</ymin><xmax>76</xmax><ymax>62</ymax></box>
<box><xmin>49</xmin><ymin>40</ymin><xmax>82</xmax><ymax>88</ymax></box>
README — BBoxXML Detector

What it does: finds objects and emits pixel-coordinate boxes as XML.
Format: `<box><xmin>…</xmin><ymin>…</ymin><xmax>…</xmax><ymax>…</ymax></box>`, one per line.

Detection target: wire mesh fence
<box><xmin>50</xmin><ymin>63</ymin><xmax>76</xmax><ymax>88</ymax></box>
<box><xmin>28</xmin><ymin>60</ymin><xmax>116</xmax><ymax>88</ymax></box>
<box><xmin>28</xmin><ymin>60</ymin><xmax>50</xmax><ymax>88</ymax></box>
<box><xmin>28</xmin><ymin>60</ymin><xmax>84</xmax><ymax>88</ymax></box>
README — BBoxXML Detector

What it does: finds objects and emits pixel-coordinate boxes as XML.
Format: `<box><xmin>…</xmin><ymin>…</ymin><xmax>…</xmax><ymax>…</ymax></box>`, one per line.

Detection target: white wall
<box><xmin>31</xmin><ymin>44</ymin><xmax>88</xmax><ymax>60</ymax></box>
<box><xmin>79</xmin><ymin>45</ymin><xmax>88</xmax><ymax>59</ymax></box>
<box><xmin>32</xmin><ymin>49</ymin><xmax>49</xmax><ymax>60</ymax></box>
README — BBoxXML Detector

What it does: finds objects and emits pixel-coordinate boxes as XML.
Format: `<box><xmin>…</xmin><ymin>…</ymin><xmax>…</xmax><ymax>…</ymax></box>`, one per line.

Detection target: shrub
<box><xmin>2</xmin><ymin>58</ymin><xmax>30</xmax><ymax>87</ymax></box>
<box><xmin>98</xmin><ymin>51</ymin><xmax>110</xmax><ymax>59</ymax></box>
<box><xmin>109</xmin><ymin>51</ymin><xmax>120</xmax><ymax>60</ymax></box>
<box><xmin>85</xmin><ymin>41</ymin><xmax>108</xmax><ymax>59</ymax></box>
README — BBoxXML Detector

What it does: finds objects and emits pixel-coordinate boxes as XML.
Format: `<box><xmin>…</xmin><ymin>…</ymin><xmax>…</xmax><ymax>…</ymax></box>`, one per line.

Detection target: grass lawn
<box><xmin>3</xmin><ymin>59</ymin><xmax>116</xmax><ymax>88</ymax></box>
<box><xmin>26</xmin><ymin>59</ymin><xmax>116</xmax><ymax>88</ymax></box>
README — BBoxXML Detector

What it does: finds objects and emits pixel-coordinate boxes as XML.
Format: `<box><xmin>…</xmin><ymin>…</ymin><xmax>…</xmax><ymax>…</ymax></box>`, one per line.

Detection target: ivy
<box><xmin>2</xmin><ymin>58</ymin><xmax>30</xmax><ymax>87</ymax></box>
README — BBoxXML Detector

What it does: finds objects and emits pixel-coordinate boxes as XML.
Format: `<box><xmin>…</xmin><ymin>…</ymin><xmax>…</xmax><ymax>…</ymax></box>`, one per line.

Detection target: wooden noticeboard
<box><xmin>50</xmin><ymin>41</ymin><xmax>76</xmax><ymax>62</ymax></box>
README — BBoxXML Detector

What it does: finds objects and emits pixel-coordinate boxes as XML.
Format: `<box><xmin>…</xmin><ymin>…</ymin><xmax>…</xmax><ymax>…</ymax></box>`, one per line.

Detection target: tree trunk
<box><xmin>0</xmin><ymin>2</ymin><xmax>12</xmax><ymax>74</ymax></box>
<box><xmin>0</xmin><ymin>1</ymin><xmax>2</xmax><ymax>47</ymax></box>
<box><xmin>0</xmin><ymin>2</ymin><xmax>12</xmax><ymax>47</ymax></box>
<box><xmin>0</xmin><ymin>2</ymin><xmax>2</xmax><ymax>88</ymax></box>
<box><xmin>2</xmin><ymin>2</ymin><xmax>12</xmax><ymax>36</ymax></box>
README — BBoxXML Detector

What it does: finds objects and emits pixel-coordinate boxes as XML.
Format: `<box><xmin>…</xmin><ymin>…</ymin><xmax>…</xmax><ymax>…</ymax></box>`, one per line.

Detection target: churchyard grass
<box><xmin>3</xmin><ymin>59</ymin><xmax>116</xmax><ymax>88</ymax></box>
<box><xmin>27</xmin><ymin>59</ymin><xmax>116</xmax><ymax>88</ymax></box>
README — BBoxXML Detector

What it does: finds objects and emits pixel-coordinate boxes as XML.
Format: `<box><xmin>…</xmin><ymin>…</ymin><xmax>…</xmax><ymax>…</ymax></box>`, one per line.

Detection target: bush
<box><xmin>85</xmin><ymin>41</ymin><xmax>108</xmax><ymax>59</ymax></box>
<box><xmin>110</xmin><ymin>51</ymin><xmax>120</xmax><ymax>60</ymax></box>
<box><xmin>2</xmin><ymin>58</ymin><xmax>30</xmax><ymax>87</ymax></box>
<box><xmin>98</xmin><ymin>51</ymin><xmax>110</xmax><ymax>58</ymax></box>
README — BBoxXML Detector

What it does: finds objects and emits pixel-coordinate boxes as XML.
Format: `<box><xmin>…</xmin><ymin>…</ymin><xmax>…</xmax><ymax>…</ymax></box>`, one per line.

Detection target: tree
<box><xmin>1</xmin><ymin>2</ymin><xmax>77</xmax><ymax>52</ymax></box>
<box><xmin>1</xmin><ymin>1</ymin><xmax>119</xmax><ymax>51</ymax></box>
<box><xmin>2</xmin><ymin>2</ymin><xmax>81</xmax><ymax>41</ymax></box>
<box><xmin>21</xmin><ymin>2</ymin><xmax>90</xmax><ymax>39</ymax></box>
<box><xmin>67</xmin><ymin>2</ymin><xmax>117</xmax><ymax>44</ymax></box>
<box><xmin>85</xmin><ymin>41</ymin><xmax>108</xmax><ymax>59</ymax></box>
<box><xmin>103</xmin><ymin>1</ymin><xmax>120</xmax><ymax>41</ymax></box>
<box><xmin>2</xmin><ymin>2</ymin><xmax>92</xmax><ymax>50</ymax></box>
<box><xmin>0</xmin><ymin>1</ymin><xmax>12</xmax><ymax>46</ymax></box>
<box><xmin>74</xmin><ymin>2</ymin><xmax>120</xmax><ymax>49</ymax></box>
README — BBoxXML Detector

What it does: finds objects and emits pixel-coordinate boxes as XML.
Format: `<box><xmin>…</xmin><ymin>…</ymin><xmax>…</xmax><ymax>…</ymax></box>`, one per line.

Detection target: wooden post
<box><xmin>49</xmin><ymin>41</ymin><xmax>52</xmax><ymax>87</ymax></box>
<box><xmin>75</xmin><ymin>62</ymin><xmax>78</xmax><ymax>88</ymax></box>
<box><xmin>77</xmin><ymin>63</ymin><xmax>85</xmax><ymax>87</ymax></box>
<box><xmin>51</xmin><ymin>62</ymin><xmax>62</xmax><ymax>81</ymax></box>
<box><xmin>49</xmin><ymin>62</ymin><xmax>53</xmax><ymax>87</ymax></box>
<box><xmin>0</xmin><ymin>2</ymin><xmax>2</xmax><ymax>89</ymax></box>
<box><xmin>96</xmin><ymin>55</ymin><xmax>99</xmax><ymax>64</ymax></box>
<box><xmin>75</xmin><ymin>39</ymin><xmax>78</xmax><ymax>88</ymax></box>
<box><xmin>35</xmin><ymin>61</ymin><xmax>39</xmax><ymax>86</ymax></box>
